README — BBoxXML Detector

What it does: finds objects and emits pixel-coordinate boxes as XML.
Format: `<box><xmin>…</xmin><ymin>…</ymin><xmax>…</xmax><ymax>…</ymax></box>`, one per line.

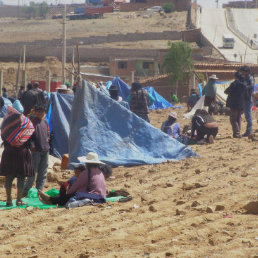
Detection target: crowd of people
<box><xmin>159</xmin><ymin>65</ymin><xmax>256</xmax><ymax>144</ymax></box>
<box><xmin>0</xmin><ymin>64</ymin><xmax>256</xmax><ymax>207</ymax></box>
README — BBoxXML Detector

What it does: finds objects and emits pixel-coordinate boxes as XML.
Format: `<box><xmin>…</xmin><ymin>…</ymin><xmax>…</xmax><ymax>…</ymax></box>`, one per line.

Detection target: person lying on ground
<box><xmin>38</xmin><ymin>152</ymin><xmax>112</xmax><ymax>206</ymax></box>
<box><xmin>187</xmin><ymin>89</ymin><xmax>200</xmax><ymax>111</ymax></box>
<box><xmin>191</xmin><ymin>109</ymin><xmax>218</xmax><ymax>144</ymax></box>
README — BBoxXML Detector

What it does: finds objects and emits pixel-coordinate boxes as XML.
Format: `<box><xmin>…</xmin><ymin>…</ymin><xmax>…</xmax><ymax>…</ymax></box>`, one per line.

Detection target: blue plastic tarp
<box><xmin>145</xmin><ymin>86</ymin><xmax>173</xmax><ymax>110</ymax></box>
<box><xmin>198</xmin><ymin>83</ymin><xmax>203</xmax><ymax>98</ymax></box>
<box><xmin>69</xmin><ymin>80</ymin><xmax>197</xmax><ymax>167</ymax></box>
<box><xmin>0</xmin><ymin>97</ymin><xmax>12</xmax><ymax>118</ymax></box>
<box><xmin>110</xmin><ymin>76</ymin><xmax>130</xmax><ymax>101</ymax></box>
<box><xmin>50</xmin><ymin>93</ymin><xmax>73</xmax><ymax>158</ymax></box>
<box><xmin>110</xmin><ymin>76</ymin><xmax>175</xmax><ymax>110</ymax></box>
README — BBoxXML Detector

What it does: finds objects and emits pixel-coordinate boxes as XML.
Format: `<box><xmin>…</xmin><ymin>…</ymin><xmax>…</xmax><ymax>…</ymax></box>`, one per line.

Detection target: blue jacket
<box><xmin>243</xmin><ymin>74</ymin><xmax>254</xmax><ymax>102</ymax></box>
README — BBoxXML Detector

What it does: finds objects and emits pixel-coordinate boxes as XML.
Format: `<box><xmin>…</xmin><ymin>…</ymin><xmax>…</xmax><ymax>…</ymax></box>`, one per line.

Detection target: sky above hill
<box><xmin>3</xmin><ymin>0</ymin><xmax>232</xmax><ymax>7</ymax></box>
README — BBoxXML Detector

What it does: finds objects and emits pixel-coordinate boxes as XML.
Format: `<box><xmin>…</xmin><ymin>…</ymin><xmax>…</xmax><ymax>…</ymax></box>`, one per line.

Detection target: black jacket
<box><xmin>225</xmin><ymin>80</ymin><xmax>245</xmax><ymax>110</ymax></box>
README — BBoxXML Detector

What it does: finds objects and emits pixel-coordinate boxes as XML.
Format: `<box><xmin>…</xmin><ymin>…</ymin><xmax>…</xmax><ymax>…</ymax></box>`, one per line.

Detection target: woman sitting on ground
<box><xmin>187</xmin><ymin>89</ymin><xmax>200</xmax><ymax>111</ymax></box>
<box><xmin>161</xmin><ymin>112</ymin><xmax>181</xmax><ymax>139</ymax></box>
<box><xmin>191</xmin><ymin>109</ymin><xmax>218</xmax><ymax>144</ymax></box>
<box><xmin>38</xmin><ymin>152</ymin><xmax>112</xmax><ymax>206</ymax></box>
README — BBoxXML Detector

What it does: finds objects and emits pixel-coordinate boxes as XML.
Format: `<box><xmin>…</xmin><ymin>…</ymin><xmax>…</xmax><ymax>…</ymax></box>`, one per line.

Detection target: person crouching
<box><xmin>191</xmin><ymin>109</ymin><xmax>218</xmax><ymax>144</ymax></box>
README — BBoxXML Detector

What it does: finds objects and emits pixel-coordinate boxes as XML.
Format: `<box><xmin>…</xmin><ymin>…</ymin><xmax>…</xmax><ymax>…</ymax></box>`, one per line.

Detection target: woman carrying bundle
<box><xmin>0</xmin><ymin>101</ymin><xmax>35</xmax><ymax>206</ymax></box>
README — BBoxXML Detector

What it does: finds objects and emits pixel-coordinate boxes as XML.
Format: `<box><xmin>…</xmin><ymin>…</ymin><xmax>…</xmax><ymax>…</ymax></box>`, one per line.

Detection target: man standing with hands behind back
<box><xmin>239</xmin><ymin>66</ymin><xmax>254</xmax><ymax>137</ymax></box>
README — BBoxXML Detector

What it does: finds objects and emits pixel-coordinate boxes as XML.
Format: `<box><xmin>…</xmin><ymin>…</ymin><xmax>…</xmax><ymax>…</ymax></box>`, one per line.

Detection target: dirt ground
<box><xmin>0</xmin><ymin>11</ymin><xmax>187</xmax><ymax>43</ymax></box>
<box><xmin>0</xmin><ymin>106</ymin><xmax>257</xmax><ymax>258</ymax></box>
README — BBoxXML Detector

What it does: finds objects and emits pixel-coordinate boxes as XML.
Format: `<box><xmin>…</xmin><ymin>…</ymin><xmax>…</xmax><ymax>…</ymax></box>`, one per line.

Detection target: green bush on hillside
<box><xmin>162</xmin><ymin>3</ymin><xmax>175</xmax><ymax>13</ymax></box>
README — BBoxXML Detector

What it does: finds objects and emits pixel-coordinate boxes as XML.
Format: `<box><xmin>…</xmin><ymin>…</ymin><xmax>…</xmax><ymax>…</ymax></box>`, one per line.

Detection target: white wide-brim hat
<box><xmin>169</xmin><ymin>111</ymin><xmax>177</xmax><ymax>119</ymax></box>
<box><xmin>78</xmin><ymin>152</ymin><xmax>105</xmax><ymax>165</ymax></box>
<box><xmin>209</xmin><ymin>74</ymin><xmax>219</xmax><ymax>80</ymax></box>
<box><xmin>56</xmin><ymin>84</ymin><xmax>68</xmax><ymax>91</ymax></box>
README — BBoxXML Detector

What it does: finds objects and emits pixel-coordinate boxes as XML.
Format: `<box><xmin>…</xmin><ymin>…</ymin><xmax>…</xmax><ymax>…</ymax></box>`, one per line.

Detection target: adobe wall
<box><xmin>223</xmin><ymin>0</ymin><xmax>256</xmax><ymax>8</ymax></box>
<box><xmin>141</xmin><ymin>77</ymin><xmax>190</xmax><ymax>100</ymax></box>
<box><xmin>0</xmin><ymin>5</ymin><xmax>19</xmax><ymax>18</ymax></box>
<box><xmin>0</xmin><ymin>44</ymin><xmax>159</xmax><ymax>62</ymax></box>
<box><xmin>0</xmin><ymin>30</ymin><xmax>181</xmax><ymax>62</ymax></box>
<box><xmin>120</xmin><ymin>0</ymin><xmax>191</xmax><ymax>12</ymax></box>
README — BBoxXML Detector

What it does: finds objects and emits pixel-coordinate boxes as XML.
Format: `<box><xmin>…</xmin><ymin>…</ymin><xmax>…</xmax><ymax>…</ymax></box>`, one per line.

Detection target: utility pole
<box><xmin>62</xmin><ymin>4</ymin><xmax>67</xmax><ymax>84</ymax></box>
<box><xmin>215</xmin><ymin>0</ymin><xmax>219</xmax><ymax>8</ymax></box>
<box><xmin>18</xmin><ymin>0</ymin><xmax>20</xmax><ymax>19</ymax></box>
<box><xmin>23</xmin><ymin>45</ymin><xmax>26</xmax><ymax>70</ymax></box>
<box><xmin>22</xmin><ymin>45</ymin><xmax>26</xmax><ymax>87</ymax></box>
<box><xmin>71</xmin><ymin>47</ymin><xmax>75</xmax><ymax>87</ymax></box>
<box><xmin>0</xmin><ymin>70</ymin><xmax>3</xmax><ymax>96</ymax></box>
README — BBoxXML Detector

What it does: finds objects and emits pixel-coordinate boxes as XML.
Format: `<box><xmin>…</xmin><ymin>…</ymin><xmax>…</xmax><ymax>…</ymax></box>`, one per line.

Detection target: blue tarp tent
<box><xmin>69</xmin><ymin>80</ymin><xmax>197</xmax><ymax>167</ymax></box>
<box><xmin>109</xmin><ymin>76</ymin><xmax>130</xmax><ymax>101</ymax></box>
<box><xmin>47</xmin><ymin>93</ymin><xmax>73</xmax><ymax>158</ymax></box>
<box><xmin>110</xmin><ymin>76</ymin><xmax>174</xmax><ymax>110</ymax></box>
<box><xmin>145</xmin><ymin>86</ymin><xmax>172</xmax><ymax>110</ymax></box>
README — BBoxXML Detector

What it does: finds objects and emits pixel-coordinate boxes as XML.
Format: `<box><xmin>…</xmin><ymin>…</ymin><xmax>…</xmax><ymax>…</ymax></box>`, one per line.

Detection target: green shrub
<box><xmin>162</xmin><ymin>3</ymin><xmax>175</xmax><ymax>13</ymax></box>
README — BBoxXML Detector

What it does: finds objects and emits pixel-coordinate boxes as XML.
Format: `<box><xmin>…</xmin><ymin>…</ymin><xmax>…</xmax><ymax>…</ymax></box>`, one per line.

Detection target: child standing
<box><xmin>23</xmin><ymin>105</ymin><xmax>50</xmax><ymax>197</ymax></box>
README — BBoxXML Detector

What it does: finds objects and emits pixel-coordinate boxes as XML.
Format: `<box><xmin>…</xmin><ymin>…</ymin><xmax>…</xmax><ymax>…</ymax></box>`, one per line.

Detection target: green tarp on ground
<box><xmin>0</xmin><ymin>188</ymin><xmax>124</xmax><ymax>210</ymax></box>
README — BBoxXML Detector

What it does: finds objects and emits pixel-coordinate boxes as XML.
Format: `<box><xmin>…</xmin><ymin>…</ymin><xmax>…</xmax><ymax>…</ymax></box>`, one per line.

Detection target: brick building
<box><xmin>140</xmin><ymin>63</ymin><xmax>258</xmax><ymax>101</ymax></box>
<box><xmin>109</xmin><ymin>57</ymin><xmax>160</xmax><ymax>84</ymax></box>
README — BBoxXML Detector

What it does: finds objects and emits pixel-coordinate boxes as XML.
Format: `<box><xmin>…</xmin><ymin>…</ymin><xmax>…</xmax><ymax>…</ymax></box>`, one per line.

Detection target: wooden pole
<box><xmin>16</xmin><ymin>52</ymin><xmax>22</xmax><ymax>97</ymax></box>
<box><xmin>71</xmin><ymin>47</ymin><xmax>75</xmax><ymax>87</ymax></box>
<box><xmin>130</xmin><ymin>71</ymin><xmax>135</xmax><ymax>85</ymax></box>
<box><xmin>0</xmin><ymin>70</ymin><xmax>3</xmax><ymax>97</ymax></box>
<box><xmin>46</xmin><ymin>70</ymin><xmax>51</xmax><ymax>93</ymax></box>
<box><xmin>23</xmin><ymin>45</ymin><xmax>26</xmax><ymax>71</ymax></box>
<box><xmin>76</xmin><ymin>43</ymin><xmax>81</xmax><ymax>83</ymax></box>
<box><xmin>62</xmin><ymin>4</ymin><xmax>67</xmax><ymax>83</ymax></box>
<box><xmin>22</xmin><ymin>70</ymin><xmax>27</xmax><ymax>88</ymax></box>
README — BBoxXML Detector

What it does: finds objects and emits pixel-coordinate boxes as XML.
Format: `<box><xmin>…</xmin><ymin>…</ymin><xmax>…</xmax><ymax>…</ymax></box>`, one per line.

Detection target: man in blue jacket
<box><xmin>239</xmin><ymin>66</ymin><xmax>254</xmax><ymax>137</ymax></box>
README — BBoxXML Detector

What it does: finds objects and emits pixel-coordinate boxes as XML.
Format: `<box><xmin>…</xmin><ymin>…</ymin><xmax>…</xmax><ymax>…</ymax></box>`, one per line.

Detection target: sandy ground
<box><xmin>0</xmin><ymin>106</ymin><xmax>257</xmax><ymax>257</ymax></box>
<box><xmin>0</xmin><ymin>11</ymin><xmax>187</xmax><ymax>43</ymax></box>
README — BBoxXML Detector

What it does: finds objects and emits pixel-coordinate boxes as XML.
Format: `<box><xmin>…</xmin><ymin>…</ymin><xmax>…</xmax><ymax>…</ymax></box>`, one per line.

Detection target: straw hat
<box><xmin>209</xmin><ymin>74</ymin><xmax>219</xmax><ymax>80</ymax></box>
<box><xmin>56</xmin><ymin>84</ymin><xmax>68</xmax><ymax>91</ymax></box>
<box><xmin>169</xmin><ymin>112</ymin><xmax>177</xmax><ymax>119</ymax></box>
<box><xmin>78</xmin><ymin>152</ymin><xmax>105</xmax><ymax>165</ymax></box>
<box><xmin>70</xmin><ymin>162</ymin><xmax>85</xmax><ymax>170</ymax></box>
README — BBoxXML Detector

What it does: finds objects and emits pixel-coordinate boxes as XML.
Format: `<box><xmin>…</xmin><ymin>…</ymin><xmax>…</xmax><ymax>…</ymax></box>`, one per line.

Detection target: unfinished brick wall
<box><xmin>141</xmin><ymin>76</ymin><xmax>190</xmax><ymax>100</ymax></box>
<box><xmin>119</xmin><ymin>0</ymin><xmax>191</xmax><ymax>12</ymax></box>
